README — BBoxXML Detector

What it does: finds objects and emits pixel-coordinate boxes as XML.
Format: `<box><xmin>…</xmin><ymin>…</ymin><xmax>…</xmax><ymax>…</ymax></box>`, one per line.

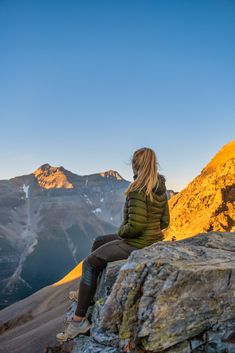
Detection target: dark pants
<box><xmin>75</xmin><ymin>233</ymin><xmax>138</xmax><ymax>316</ymax></box>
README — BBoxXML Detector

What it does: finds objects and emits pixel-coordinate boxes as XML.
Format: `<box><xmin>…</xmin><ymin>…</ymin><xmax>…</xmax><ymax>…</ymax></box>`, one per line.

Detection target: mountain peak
<box><xmin>99</xmin><ymin>169</ymin><xmax>123</xmax><ymax>180</ymax></box>
<box><xmin>202</xmin><ymin>139</ymin><xmax>235</xmax><ymax>176</ymax></box>
<box><xmin>165</xmin><ymin>139</ymin><xmax>235</xmax><ymax>240</ymax></box>
<box><xmin>38</xmin><ymin>163</ymin><xmax>52</xmax><ymax>170</ymax></box>
<box><xmin>34</xmin><ymin>164</ymin><xmax>73</xmax><ymax>189</ymax></box>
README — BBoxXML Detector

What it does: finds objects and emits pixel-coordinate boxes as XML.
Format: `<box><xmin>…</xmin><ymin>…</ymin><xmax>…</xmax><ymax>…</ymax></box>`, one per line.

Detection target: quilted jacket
<box><xmin>117</xmin><ymin>174</ymin><xmax>170</xmax><ymax>248</ymax></box>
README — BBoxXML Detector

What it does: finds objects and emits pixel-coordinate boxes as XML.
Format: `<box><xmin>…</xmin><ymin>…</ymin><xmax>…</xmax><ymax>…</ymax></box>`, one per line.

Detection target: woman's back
<box><xmin>118</xmin><ymin>174</ymin><xmax>170</xmax><ymax>248</ymax></box>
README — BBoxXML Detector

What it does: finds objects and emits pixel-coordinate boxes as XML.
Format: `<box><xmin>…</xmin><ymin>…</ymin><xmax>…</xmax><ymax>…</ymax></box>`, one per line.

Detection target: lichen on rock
<box><xmin>69</xmin><ymin>232</ymin><xmax>235</xmax><ymax>353</ymax></box>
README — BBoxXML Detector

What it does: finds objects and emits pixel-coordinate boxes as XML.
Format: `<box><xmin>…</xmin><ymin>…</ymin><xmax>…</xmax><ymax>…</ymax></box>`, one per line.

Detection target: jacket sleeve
<box><xmin>118</xmin><ymin>190</ymin><xmax>148</xmax><ymax>238</ymax></box>
<box><xmin>160</xmin><ymin>197</ymin><xmax>170</xmax><ymax>230</ymax></box>
<box><xmin>119</xmin><ymin>198</ymin><xmax>128</xmax><ymax>228</ymax></box>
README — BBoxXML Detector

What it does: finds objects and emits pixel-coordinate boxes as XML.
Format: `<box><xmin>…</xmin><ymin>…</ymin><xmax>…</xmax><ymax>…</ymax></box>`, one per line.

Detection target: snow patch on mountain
<box><xmin>92</xmin><ymin>208</ymin><xmax>102</xmax><ymax>214</ymax></box>
<box><xmin>84</xmin><ymin>194</ymin><xmax>93</xmax><ymax>205</ymax></box>
<box><xmin>20</xmin><ymin>184</ymin><xmax>29</xmax><ymax>199</ymax></box>
<box><xmin>22</xmin><ymin>184</ymin><xmax>30</xmax><ymax>198</ymax></box>
<box><xmin>5</xmin><ymin>184</ymin><xmax>40</xmax><ymax>289</ymax></box>
<box><xmin>27</xmin><ymin>239</ymin><xmax>38</xmax><ymax>255</ymax></box>
<box><xmin>62</xmin><ymin>228</ymin><xmax>77</xmax><ymax>264</ymax></box>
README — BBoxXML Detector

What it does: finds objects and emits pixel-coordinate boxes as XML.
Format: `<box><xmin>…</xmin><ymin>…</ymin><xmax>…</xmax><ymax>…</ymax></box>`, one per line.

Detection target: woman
<box><xmin>56</xmin><ymin>147</ymin><xmax>170</xmax><ymax>341</ymax></box>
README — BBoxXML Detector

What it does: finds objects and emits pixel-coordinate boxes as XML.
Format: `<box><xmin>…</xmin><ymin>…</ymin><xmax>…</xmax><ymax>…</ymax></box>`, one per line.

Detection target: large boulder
<box><xmin>71</xmin><ymin>232</ymin><xmax>235</xmax><ymax>353</ymax></box>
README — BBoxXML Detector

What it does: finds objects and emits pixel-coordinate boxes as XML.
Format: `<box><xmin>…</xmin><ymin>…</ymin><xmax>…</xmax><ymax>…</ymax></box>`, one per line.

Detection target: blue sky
<box><xmin>0</xmin><ymin>0</ymin><xmax>234</xmax><ymax>190</ymax></box>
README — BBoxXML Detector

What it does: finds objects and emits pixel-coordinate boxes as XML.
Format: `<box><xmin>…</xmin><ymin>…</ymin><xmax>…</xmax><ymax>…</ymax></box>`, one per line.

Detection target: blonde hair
<box><xmin>124</xmin><ymin>147</ymin><xmax>159</xmax><ymax>202</ymax></box>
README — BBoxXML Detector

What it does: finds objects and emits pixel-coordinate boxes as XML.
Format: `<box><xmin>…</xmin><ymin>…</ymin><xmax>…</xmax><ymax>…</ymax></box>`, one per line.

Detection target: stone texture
<box><xmin>71</xmin><ymin>232</ymin><xmax>235</xmax><ymax>353</ymax></box>
<box><xmin>73</xmin><ymin>335</ymin><xmax>122</xmax><ymax>353</ymax></box>
<box><xmin>164</xmin><ymin>140</ymin><xmax>235</xmax><ymax>240</ymax></box>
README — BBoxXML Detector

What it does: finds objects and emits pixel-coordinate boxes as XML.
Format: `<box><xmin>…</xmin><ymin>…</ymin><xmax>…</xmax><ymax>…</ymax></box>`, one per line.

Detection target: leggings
<box><xmin>75</xmin><ymin>233</ymin><xmax>138</xmax><ymax>316</ymax></box>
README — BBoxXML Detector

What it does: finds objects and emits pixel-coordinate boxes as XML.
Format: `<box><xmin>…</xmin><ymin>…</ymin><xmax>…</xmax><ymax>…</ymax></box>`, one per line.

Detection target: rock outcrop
<box><xmin>60</xmin><ymin>232</ymin><xmax>235</xmax><ymax>353</ymax></box>
<box><xmin>164</xmin><ymin>139</ymin><xmax>235</xmax><ymax>240</ymax></box>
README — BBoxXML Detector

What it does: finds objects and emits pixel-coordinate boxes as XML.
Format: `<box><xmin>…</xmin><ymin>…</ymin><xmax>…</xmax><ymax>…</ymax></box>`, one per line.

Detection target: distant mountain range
<box><xmin>0</xmin><ymin>164</ymin><xmax>130</xmax><ymax>309</ymax></box>
<box><xmin>164</xmin><ymin>139</ymin><xmax>235</xmax><ymax>240</ymax></box>
<box><xmin>0</xmin><ymin>163</ymin><xmax>176</xmax><ymax>309</ymax></box>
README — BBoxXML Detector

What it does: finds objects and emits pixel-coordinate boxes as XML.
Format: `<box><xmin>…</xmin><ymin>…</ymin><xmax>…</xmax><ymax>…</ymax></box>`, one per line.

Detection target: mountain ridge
<box><xmin>0</xmin><ymin>166</ymin><xmax>130</xmax><ymax>309</ymax></box>
<box><xmin>165</xmin><ymin>139</ymin><xmax>235</xmax><ymax>240</ymax></box>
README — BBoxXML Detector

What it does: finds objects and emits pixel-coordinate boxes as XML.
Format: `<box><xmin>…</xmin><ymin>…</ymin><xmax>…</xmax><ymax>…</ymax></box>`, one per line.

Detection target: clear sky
<box><xmin>1</xmin><ymin>0</ymin><xmax>234</xmax><ymax>191</ymax></box>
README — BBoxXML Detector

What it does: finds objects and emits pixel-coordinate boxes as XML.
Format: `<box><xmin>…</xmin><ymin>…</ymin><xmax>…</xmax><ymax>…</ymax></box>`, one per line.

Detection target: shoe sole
<box><xmin>68</xmin><ymin>292</ymin><xmax>78</xmax><ymax>302</ymax></box>
<box><xmin>56</xmin><ymin>325</ymin><xmax>92</xmax><ymax>342</ymax></box>
<box><xmin>69</xmin><ymin>297</ymin><xmax>78</xmax><ymax>302</ymax></box>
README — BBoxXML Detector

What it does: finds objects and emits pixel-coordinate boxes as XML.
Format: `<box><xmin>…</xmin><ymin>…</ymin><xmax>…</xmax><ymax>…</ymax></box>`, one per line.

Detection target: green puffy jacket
<box><xmin>118</xmin><ymin>174</ymin><xmax>170</xmax><ymax>248</ymax></box>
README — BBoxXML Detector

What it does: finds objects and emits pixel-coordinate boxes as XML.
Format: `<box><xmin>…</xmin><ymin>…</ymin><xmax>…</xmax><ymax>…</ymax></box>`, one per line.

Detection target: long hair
<box><xmin>124</xmin><ymin>147</ymin><xmax>159</xmax><ymax>203</ymax></box>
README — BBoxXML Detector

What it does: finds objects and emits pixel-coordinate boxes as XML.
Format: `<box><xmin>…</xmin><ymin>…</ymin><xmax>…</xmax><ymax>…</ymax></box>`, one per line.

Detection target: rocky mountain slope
<box><xmin>1</xmin><ymin>232</ymin><xmax>234</xmax><ymax>353</ymax></box>
<box><xmin>58</xmin><ymin>232</ymin><xmax>235</xmax><ymax>353</ymax></box>
<box><xmin>0</xmin><ymin>269</ymin><xmax>82</xmax><ymax>353</ymax></box>
<box><xmin>0</xmin><ymin>164</ymin><xmax>130</xmax><ymax>309</ymax></box>
<box><xmin>164</xmin><ymin>139</ymin><xmax>235</xmax><ymax>240</ymax></box>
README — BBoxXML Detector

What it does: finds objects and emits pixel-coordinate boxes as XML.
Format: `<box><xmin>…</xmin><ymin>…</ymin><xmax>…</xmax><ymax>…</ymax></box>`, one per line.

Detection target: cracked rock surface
<box><xmin>69</xmin><ymin>232</ymin><xmax>235</xmax><ymax>353</ymax></box>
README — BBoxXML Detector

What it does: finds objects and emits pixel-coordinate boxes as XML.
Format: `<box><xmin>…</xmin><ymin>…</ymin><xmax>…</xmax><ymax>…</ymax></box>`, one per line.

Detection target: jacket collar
<box><xmin>153</xmin><ymin>174</ymin><xmax>167</xmax><ymax>195</ymax></box>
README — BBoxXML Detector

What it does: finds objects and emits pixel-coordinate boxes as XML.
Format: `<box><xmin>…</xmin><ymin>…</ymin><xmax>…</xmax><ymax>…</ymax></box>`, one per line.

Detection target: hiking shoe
<box><xmin>56</xmin><ymin>318</ymin><xmax>91</xmax><ymax>342</ymax></box>
<box><xmin>68</xmin><ymin>290</ymin><xmax>78</xmax><ymax>302</ymax></box>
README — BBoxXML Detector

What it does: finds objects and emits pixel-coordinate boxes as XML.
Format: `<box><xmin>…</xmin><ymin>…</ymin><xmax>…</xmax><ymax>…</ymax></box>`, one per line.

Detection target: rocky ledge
<box><xmin>56</xmin><ymin>232</ymin><xmax>235</xmax><ymax>353</ymax></box>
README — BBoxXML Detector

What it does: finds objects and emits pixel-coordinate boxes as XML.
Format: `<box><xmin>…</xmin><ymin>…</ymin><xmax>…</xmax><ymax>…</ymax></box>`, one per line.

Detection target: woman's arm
<box><xmin>118</xmin><ymin>190</ymin><xmax>148</xmax><ymax>238</ymax></box>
